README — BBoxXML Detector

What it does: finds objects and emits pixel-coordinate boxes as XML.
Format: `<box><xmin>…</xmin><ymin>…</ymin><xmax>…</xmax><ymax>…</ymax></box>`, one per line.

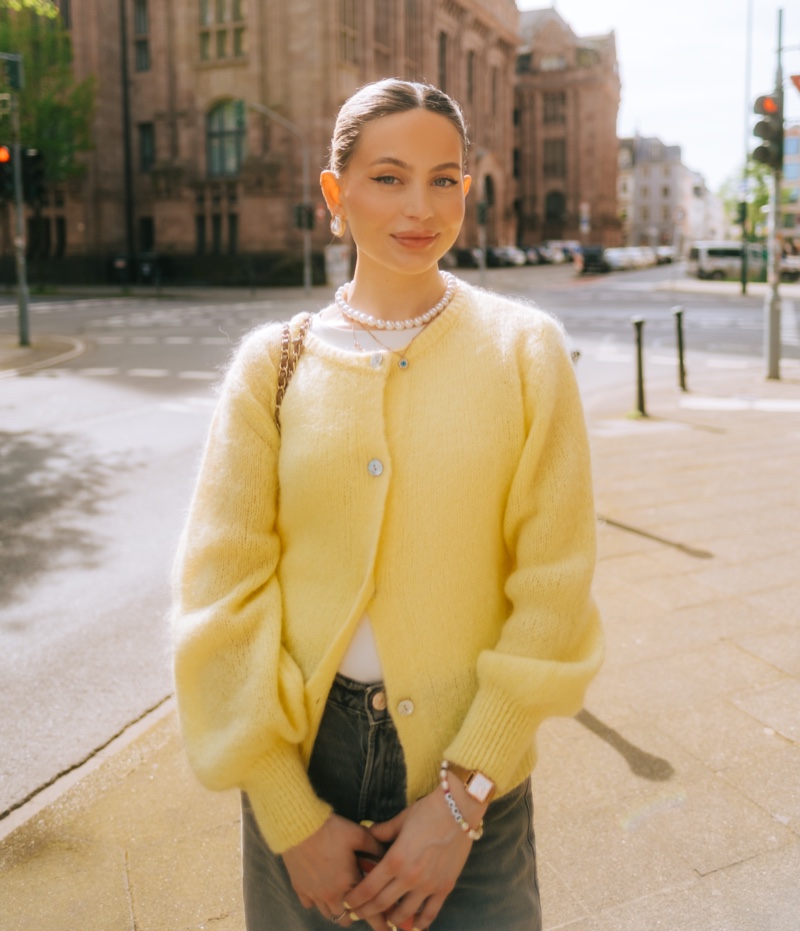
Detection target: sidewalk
<box><xmin>1</xmin><ymin>357</ymin><xmax>799</xmax><ymax>930</ymax></box>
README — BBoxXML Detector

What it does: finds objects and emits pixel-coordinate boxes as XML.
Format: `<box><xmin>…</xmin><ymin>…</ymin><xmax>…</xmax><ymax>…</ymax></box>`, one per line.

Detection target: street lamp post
<box><xmin>249</xmin><ymin>103</ymin><xmax>312</xmax><ymax>295</ymax></box>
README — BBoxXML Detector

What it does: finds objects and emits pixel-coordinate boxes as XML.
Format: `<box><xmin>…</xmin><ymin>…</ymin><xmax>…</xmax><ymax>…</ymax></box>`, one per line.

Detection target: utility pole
<box><xmin>1</xmin><ymin>52</ymin><xmax>30</xmax><ymax>347</ymax></box>
<box><xmin>765</xmin><ymin>10</ymin><xmax>783</xmax><ymax>380</ymax></box>
<box><xmin>752</xmin><ymin>10</ymin><xmax>784</xmax><ymax>380</ymax></box>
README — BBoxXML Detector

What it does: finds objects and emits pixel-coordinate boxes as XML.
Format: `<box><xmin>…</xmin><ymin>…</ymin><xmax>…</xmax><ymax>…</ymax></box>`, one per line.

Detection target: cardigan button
<box><xmin>397</xmin><ymin>699</ymin><xmax>415</xmax><ymax>716</ymax></box>
<box><xmin>368</xmin><ymin>459</ymin><xmax>384</xmax><ymax>476</ymax></box>
<box><xmin>370</xmin><ymin>352</ymin><xmax>384</xmax><ymax>368</ymax></box>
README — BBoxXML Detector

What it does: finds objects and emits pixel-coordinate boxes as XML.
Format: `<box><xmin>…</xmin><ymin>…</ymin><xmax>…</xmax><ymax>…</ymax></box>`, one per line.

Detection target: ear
<box><xmin>463</xmin><ymin>174</ymin><xmax>472</xmax><ymax>197</ymax></box>
<box><xmin>320</xmin><ymin>170</ymin><xmax>344</xmax><ymax>212</ymax></box>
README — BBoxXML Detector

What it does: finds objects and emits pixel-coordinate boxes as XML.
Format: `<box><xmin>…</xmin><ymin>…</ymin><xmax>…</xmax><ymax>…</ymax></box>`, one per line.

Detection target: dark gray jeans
<box><xmin>242</xmin><ymin>674</ymin><xmax>541</xmax><ymax>930</ymax></box>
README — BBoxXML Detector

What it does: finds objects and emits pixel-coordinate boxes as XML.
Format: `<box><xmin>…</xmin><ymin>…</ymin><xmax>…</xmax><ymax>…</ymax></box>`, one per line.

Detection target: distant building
<box><xmin>6</xmin><ymin>0</ymin><xmax>519</xmax><ymax>282</ymax></box>
<box><xmin>618</xmin><ymin>135</ymin><xmax>726</xmax><ymax>251</ymax></box>
<box><xmin>514</xmin><ymin>8</ymin><xmax>621</xmax><ymax>247</ymax></box>
<box><xmin>782</xmin><ymin>123</ymin><xmax>800</xmax><ymax>252</ymax></box>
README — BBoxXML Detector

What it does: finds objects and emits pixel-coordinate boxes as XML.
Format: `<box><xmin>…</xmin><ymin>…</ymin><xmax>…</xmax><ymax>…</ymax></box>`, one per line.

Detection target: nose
<box><xmin>402</xmin><ymin>181</ymin><xmax>434</xmax><ymax>221</ymax></box>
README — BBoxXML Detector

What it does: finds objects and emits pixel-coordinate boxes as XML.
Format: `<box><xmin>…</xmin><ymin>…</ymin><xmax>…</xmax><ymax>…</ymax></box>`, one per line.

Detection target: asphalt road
<box><xmin>0</xmin><ymin>262</ymin><xmax>797</xmax><ymax>817</ymax></box>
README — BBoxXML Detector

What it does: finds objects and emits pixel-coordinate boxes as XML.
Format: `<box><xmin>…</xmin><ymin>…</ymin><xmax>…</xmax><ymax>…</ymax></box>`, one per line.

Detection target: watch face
<box><xmin>468</xmin><ymin>772</ymin><xmax>495</xmax><ymax>803</ymax></box>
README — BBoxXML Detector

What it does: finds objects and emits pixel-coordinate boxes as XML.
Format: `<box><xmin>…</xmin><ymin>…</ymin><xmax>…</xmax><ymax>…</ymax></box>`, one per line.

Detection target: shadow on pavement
<box><xmin>0</xmin><ymin>431</ymin><xmax>121</xmax><ymax>615</ymax></box>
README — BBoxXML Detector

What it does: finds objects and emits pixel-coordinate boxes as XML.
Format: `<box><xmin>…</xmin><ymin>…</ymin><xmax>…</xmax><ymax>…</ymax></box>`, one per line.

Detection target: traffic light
<box><xmin>0</xmin><ymin>145</ymin><xmax>13</xmax><ymax>202</ymax></box>
<box><xmin>753</xmin><ymin>92</ymin><xmax>783</xmax><ymax>171</ymax></box>
<box><xmin>22</xmin><ymin>148</ymin><xmax>45</xmax><ymax>205</ymax></box>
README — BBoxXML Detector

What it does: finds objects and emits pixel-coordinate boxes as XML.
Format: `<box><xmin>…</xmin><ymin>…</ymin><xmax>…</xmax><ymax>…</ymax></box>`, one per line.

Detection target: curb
<box><xmin>0</xmin><ymin>335</ymin><xmax>88</xmax><ymax>378</ymax></box>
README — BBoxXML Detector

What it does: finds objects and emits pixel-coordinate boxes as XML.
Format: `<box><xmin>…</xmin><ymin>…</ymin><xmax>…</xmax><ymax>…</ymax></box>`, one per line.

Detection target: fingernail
<box><xmin>349</xmin><ymin>913</ymin><xmax>359</xmax><ymax>922</ymax></box>
<box><xmin>342</xmin><ymin>901</ymin><xmax>351</xmax><ymax>910</ymax></box>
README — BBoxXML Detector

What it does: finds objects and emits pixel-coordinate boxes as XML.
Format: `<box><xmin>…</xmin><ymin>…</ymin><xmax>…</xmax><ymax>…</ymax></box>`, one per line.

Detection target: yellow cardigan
<box><xmin>171</xmin><ymin>282</ymin><xmax>603</xmax><ymax>853</ymax></box>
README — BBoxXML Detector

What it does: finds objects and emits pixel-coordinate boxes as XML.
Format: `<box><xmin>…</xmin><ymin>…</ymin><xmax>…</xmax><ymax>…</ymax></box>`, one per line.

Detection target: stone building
<box><xmin>618</xmin><ymin>135</ymin><xmax>726</xmax><ymax>251</ymax></box>
<box><xmin>782</xmin><ymin>123</ymin><xmax>800</xmax><ymax>251</ymax></box>
<box><xmin>19</xmin><ymin>0</ymin><xmax>519</xmax><ymax>283</ymax></box>
<box><xmin>514</xmin><ymin>8</ymin><xmax>621</xmax><ymax>248</ymax></box>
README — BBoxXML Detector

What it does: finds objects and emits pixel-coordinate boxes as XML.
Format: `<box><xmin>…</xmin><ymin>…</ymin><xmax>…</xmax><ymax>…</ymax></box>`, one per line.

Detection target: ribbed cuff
<box><xmin>242</xmin><ymin>742</ymin><xmax>332</xmax><ymax>853</ymax></box>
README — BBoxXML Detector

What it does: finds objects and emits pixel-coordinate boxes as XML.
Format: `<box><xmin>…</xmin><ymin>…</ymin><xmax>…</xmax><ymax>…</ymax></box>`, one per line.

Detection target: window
<box><xmin>207</xmin><ymin>100</ymin><xmax>246</xmax><ymax>177</ymax></box>
<box><xmin>438</xmin><ymin>31</ymin><xmax>448</xmax><ymax>92</ymax></box>
<box><xmin>540</xmin><ymin>55</ymin><xmax>566</xmax><ymax>71</ymax></box>
<box><xmin>375</xmin><ymin>0</ymin><xmax>392</xmax><ymax>74</ymax></box>
<box><xmin>195</xmin><ymin>214</ymin><xmax>206</xmax><ymax>254</ymax></box>
<box><xmin>54</xmin><ymin>216</ymin><xmax>66</xmax><ymax>258</ymax></box>
<box><xmin>543</xmin><ymin>92</ymin><xmax>566</xmax><ymax>125</ymax></box>
<box><xmin>662</xmin><ymin>186</ymin><xmax>670</xmax><ymax>198</ymax></box>
<box><xmin>339</xmin><ymin>0</ymin><xmax>358</xmax><ymax>65</ymax></box>
<box><xmin>513</xmin><ymin>148</ymin><xmax>520</xmax><ymax>179</ymax></box>
<box><xmin>641</xmin><ymin>206</ymin><xmax>650</xmax><ymax>221</ymax></box>
<box><xmin>641</xmin><ymin>186</ymin><xmax>649</xmax><ymax>199</ymax></box>
<box><xmin>662</xmin><ymin>206</ymin><xmax>670</xmax><ymax>221</ymax></box>
<box><xmin>201</xmin><ymin>0</ymin><xmax>247</xmax><ymax>61</ymax></box>
<box><xmin>782</xmin><ymin>214</ymin><xmax>795</xmax><ymax>229</ymax></box>
<box><xmin>785</xmin><ymin>137</ymin><xmax>800</xmax><ymax>156</ymax></box>
<box><xmin>784</xmin><ymin>163</ymin><xmax>800</xmax><ymax>180</ymax></box>
<box><xmin>211</xmin><ymin>213</ymin><xmax>223</xmax><ymax>254</ymax></box>
<box><xmin>134</xmin><ymin>0</ymin><xmax>150</xmax><ymax>71</ymax></box>
<box><xmin>491</xmin><ymin>67</ymin><xmax>497</xmax><ymax>113</ymax></box>
<box><xmin>139</xmin><ymin>216</ymin><xmax>155</xmax><ymax>251</ymax></box>
<box><xmin>543</xmin><ymin>139</ymin><xmax>566</xmax><ymax>178</ymax></box>
<box><xmin>545</xmin><ymin>190</ymin><xmax>565</xmax><ymax>223</ymax></box>
<box><xmin>516</xmin><ymin>53</ymin><xmax>532</xmax><ymax>74</ymax></box>
<box><xmin>60</xmin><ymin>0</ymin><xmax>71</xmax><ymax>29</ymax></box>
<box><xmin>138</xmin><ymin>123</ymin><xmax>155</xmax><ymax>172</ymax></box>
<box><xmin>228</xmin><ymin>213</ymin><xmax>238</xmax><ymax>254</ymax></box>
<box><xmin>404</xmin><ymin>0</ymin><xmax>422</xmax><ymax>75</ymax></box>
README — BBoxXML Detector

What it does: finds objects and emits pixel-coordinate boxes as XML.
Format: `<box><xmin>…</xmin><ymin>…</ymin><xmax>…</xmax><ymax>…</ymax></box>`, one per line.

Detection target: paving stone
<box><xmin>732</xmin><ymin>622</ymin><xmax>800</xmax><ymax>677</ymax></box>
<box><xmin>731</xmin><ymin>679</ymin><xmax>800</xmax><ymax>743</ymax></box>
<box><xmin>721</xmin><ymin>745</ymin><xmax>800</xmax><ymax>834</ymax></box>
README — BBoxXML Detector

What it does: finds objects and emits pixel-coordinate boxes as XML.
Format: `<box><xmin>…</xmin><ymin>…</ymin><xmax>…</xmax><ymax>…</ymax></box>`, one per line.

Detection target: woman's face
<box><xmin>322</xmin><ymin>108</ymin><xmax>471</xmax><ymax>279</ymax></box>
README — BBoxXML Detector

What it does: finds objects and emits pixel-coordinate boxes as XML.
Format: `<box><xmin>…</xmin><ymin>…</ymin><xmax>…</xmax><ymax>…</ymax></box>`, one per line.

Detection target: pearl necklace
<box><xmin>335</xmin><ymin>272</ymin><xmax>457</xmax><ymax>330</ymax></box>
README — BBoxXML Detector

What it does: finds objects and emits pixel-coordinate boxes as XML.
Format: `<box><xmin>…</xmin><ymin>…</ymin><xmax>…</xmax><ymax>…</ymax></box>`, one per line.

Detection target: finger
<box><xmin>415</xmin><ymin>891</ymin><xmax>447</xmax><ymax>930</ymax></box>
<box><xmin>386</xmin><ymin>890</ymin><xmax>425</xmax><ymax>929</ymax></box>
<box><xmin>353</xmin><ymin>826</ymin><xmax>386</xmax><ymax>859</ymax></box>
<box><xmin>297</xmin><ymin>892</ymin><xmax>314</xmax><ymax>909</ymax></box>
<box><xmin>353</xmin><ymin>877</ymin><xmax>408</xmax><ymax>920</ymax></box>
<box><xmin>368</xmin><ymin>809</ymin><xmax>407</xmax><ymax>844</ymax></box>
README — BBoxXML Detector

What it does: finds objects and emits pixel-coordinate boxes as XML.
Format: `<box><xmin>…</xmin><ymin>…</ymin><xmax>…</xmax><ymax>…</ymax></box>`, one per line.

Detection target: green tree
<box><xmin>719</xmin><ymin>160</ymin><xmax>770</xmax><ymax>240</ymax></box>
<box><xmin>0</xmin><ymin>0</ymin><xmax>95</xmax><ymax>184</ymax></box>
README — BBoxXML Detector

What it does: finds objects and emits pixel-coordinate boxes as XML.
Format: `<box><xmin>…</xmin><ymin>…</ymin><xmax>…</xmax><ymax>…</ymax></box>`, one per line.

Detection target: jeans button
<box><xmin>371</xmin><ymin>690</ymin><xmax>387</xmax><ymax>711</ymax></box>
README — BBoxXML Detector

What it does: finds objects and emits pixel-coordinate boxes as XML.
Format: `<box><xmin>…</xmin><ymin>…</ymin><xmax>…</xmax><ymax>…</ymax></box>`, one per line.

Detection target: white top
<box><xmin>312</xmin><ymin>312</ymin><xmax>421</xmax><ymax>682</ymax></box>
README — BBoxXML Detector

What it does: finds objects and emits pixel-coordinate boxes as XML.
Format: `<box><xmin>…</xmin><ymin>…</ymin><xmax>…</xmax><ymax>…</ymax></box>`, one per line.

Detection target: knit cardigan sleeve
<box><xmin>170</xmin><ymin>325</ymin><xmax>332</xmax><ymax>853</ymax></box>
<box><xmin>444</xmin><ymin>314</ymin><xmax>604</xmax><ymax>791</ymax></box>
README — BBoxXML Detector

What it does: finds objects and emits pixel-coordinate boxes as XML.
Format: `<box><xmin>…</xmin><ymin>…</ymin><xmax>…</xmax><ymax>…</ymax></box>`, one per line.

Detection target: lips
<box><xmin>392</xmin><ymin>232</ymin><xmax>439</xmax><ymax>249</ymax></box>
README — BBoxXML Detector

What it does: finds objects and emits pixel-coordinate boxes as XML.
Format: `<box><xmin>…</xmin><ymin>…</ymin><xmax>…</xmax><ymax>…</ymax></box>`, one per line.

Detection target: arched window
<box><xmin>207</xmin><ymin>100</ymin><xmax>246</xmax><ymax>178</ymax></box>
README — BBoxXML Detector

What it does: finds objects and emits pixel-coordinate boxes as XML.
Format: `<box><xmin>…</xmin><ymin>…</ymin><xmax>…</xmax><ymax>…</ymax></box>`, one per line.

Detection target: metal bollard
<box><xmin>672</xmin><ymin>305</ymin><xmax>687</xmax><ymax>392</ymax></box>
<box><xmin>632</xmin><ymin>316</ymin><xmax>646</xmax><ymax>417</ymax></box>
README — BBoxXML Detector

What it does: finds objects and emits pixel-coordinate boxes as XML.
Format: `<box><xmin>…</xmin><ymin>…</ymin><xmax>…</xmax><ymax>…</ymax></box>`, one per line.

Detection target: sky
<box><xmin>517</xmin><ymin>0</ymin><xmax>800</xmax><ymax>193</ymax></box>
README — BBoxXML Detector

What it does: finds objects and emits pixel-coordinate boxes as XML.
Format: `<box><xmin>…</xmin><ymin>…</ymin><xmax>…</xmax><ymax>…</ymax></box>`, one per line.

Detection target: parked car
<box><xmin>576</xmin><ymin>245</ymin><xmax>610</xmax><ymax>274</ymax></box>
<box><xmin>603</xmin><ymin>247</ymin><xmax>634</xmax><ymax>271</ymax></box>
<box><xmin>656</xmin><ymin>246</ymin><xmax>676</xmax><ymax>264</ymax></box>
<box><xmin>453</xmin><ymin>248</ymin><xmax>482</xmax><ymax>268</ymax></box>
<box><xmin>525</xmin><ymin>247</ymin><xmax>541</xmax><ymax>265</ymax></box>
<box><xmin>687</xmin><ymin>241</ymin><xmax>765</xmax><ymax>280</ymax></box>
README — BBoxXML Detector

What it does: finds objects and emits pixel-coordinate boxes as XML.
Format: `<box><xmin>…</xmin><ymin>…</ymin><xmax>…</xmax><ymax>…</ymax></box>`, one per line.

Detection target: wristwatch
<box><xmin>444</xmin><ymin>761</ymin><xmax>496</xmax><ymax>804</ymax></box>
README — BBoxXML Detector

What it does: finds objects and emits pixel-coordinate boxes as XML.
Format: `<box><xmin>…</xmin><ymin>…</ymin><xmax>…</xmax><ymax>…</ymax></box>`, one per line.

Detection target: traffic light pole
<box><xmin>764</xmin><ymin>9</ymin><xmax>783</xmax><ymax>380</ymax></box>
<box><xmin>10</xmin><ymin>93</ymin><xmax>30</xmax><ymax>347</ymax></box>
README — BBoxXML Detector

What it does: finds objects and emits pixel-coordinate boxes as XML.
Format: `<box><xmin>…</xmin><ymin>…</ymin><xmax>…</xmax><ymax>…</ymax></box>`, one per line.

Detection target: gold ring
<box><xmin>331</xmin><ymin>908</ymin><xmax>348</xmax><ymax>923</ymax></box>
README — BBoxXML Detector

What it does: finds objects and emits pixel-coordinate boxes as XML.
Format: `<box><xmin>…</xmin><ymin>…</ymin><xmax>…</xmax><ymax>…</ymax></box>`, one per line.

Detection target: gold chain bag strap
<box><xmin>275</xmin><ymin>313</ymin><xmax>312</xmax><ymax>433</ymax></box>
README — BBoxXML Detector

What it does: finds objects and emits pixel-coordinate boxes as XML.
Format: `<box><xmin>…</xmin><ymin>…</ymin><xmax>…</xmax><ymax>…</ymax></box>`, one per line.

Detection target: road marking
<box><xmin>705</xmin><ymin>358</ymin><xmax>751</xmax><ymax>369</ymax></box>
<box><xmin>126</xmin><ymin>368</ymin><xmax>169</xmax><ymax>377</ymax></box>
<box><xmin>178</xmin><ymin>370</ymin><xmax>218</xmax><ymax>380</ymax></box>
<box><xmin>131</xmin><ymin>336</ymin><xmax>157</xmax><ymax>344</ymax></box>
<box><xmin>201</xmin><ymin>336</ymin><xmax>232</xmax><ymax>345</ymax></box>
<box><xmin>164</xmin><ymin>336</ymin><xmax>194</xmax><ymax>344</ymax></box>
<box><xmin>78</xmin><ymin>368</ymin><xmax>120</xmax><ymax>377</ymax></box>
<box><xmin>94</xmin><ymin>336</ymin><xmax>124</xmax><ymax>344</ymax></box>
<box><xmin>680</xmin><ymin>396</ymin><xmax>800</xmax><ymax>413</ymax></box>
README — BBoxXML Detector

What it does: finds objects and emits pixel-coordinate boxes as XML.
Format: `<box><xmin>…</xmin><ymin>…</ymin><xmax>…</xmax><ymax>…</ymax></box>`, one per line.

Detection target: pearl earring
<box><xmin>330</xmin><ymin>215</ymin><xmax>346</xmax><ymax>238</ymax></box>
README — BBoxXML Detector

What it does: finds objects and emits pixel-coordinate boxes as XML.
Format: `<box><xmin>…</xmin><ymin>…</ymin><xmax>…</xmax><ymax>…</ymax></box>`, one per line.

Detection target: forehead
<box><xmin>351</xmin><ymin>108</ymin><xmax>464</xmax><ymax>166</ymax></box>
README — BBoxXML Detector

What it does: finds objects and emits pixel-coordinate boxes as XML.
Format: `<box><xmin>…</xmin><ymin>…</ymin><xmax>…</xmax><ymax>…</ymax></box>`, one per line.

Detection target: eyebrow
<box><xmin>369</xmin><ymin>157</ymin><xmax>462</xmax><ymax>172</ymax></box>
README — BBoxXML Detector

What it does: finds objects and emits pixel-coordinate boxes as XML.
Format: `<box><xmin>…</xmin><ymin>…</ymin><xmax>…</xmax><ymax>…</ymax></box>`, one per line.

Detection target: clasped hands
<box><xmin>282</xmin><ymin>782</ymin><xmax>489</xmax><ymax>930</ymax></box>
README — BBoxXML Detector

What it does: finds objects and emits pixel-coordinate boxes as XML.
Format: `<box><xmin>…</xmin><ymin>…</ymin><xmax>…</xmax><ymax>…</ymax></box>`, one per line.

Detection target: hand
<box><xmin>343</xmin><ymin>782</ymin><xmax>489</xmax><ymax>930</ymax></box>
<box><xmin>282</xmin><ymin>813</ymin><xmax>386</xmax><ymax>927</ymax></box>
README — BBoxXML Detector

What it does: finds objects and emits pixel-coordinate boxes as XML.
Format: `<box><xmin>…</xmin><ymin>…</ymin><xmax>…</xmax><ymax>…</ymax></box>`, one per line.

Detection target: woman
<box><xmin>171</xmin><ymin>79</ymin><xmax>603</xmax><ymax>931</ymax></box>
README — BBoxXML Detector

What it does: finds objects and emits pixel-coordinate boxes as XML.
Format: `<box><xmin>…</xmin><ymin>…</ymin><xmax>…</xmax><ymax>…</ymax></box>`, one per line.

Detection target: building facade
<box><xmin>12</xmin><ymin>0</ymin><xmax>519</xmax><ymax>282</ymax></box>
<box><xmin>618</xmin><ymin>135</ymin><xmax>726</xmax><ymax>251</ymax></box>
<box><xmin>514</xmin><ymin>8</ymin><xmax>621</xmax><ymax>247</ymax></box>
<box><xmin>782</xmin><ymin>123</ymin><xmax>800</xmax><ymax>253</ymax></box>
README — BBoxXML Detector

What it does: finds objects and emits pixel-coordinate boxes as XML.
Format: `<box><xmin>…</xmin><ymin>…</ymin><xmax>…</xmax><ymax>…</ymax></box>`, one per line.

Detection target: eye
<box><xmin>372</xmin><ymin>175</ymin><xmax>400</xmax><ymax>185</ymax></box>
<box><xmin>433</xmin><ymin>177</ymin><xmax>459</xmax><ymax>188</ymax></box>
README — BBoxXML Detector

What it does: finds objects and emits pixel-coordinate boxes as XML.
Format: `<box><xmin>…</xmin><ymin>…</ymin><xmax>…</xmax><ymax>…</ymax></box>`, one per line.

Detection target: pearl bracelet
<box><xmin>439</xmin><ymin>761</ymin><xmax>484</xmax><ymax>841</ymax></box>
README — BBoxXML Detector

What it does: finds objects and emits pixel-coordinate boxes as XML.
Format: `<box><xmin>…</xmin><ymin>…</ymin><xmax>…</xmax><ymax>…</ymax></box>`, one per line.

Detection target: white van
<box><xmin>687</xmin><ymin>241</ymin><xmax>765</xmax><ymax>280</ymax></box>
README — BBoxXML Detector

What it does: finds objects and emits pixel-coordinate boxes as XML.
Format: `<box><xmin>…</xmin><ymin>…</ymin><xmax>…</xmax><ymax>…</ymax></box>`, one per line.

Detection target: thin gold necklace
<box><xmin>348</xmin><ymin>317</ymin><xmax>425</xmax><ymax>369</ymax></box>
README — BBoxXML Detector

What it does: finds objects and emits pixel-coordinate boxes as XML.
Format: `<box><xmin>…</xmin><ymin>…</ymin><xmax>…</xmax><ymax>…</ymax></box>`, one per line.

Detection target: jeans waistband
<box><xmin>329</xmin><ymin>673</ymin><xmax>390</xmax><ymax>723</ymax></box>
